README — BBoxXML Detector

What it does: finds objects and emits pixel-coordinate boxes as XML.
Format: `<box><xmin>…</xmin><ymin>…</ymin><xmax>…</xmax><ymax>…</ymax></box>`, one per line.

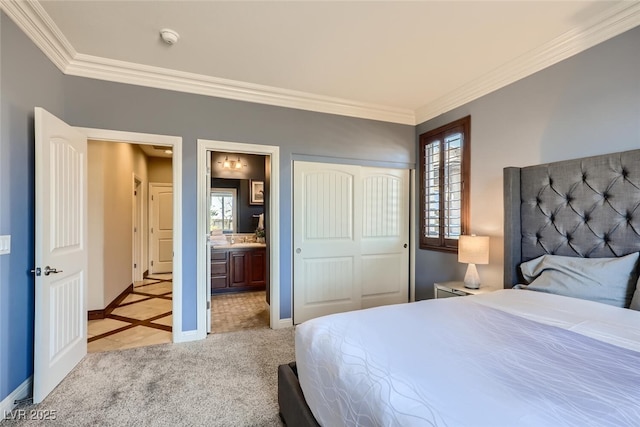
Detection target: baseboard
<box><xmin>1</xmin><ymin>376</ymin><xmax>31</xmax><ymax>419</ymax></box>
<box><xmin>173</xmin><ymin>329</ymin><xmax>203</xmax><ymax>344</ymax></box>
<box><xmin>87</xmin><ymin>284</ymin><xmax>133</xmax><ymax>320</ymax></box>
<box><xmin>275</xmin><ymin>318</ymin><xmax>293</xmax><ymax>329</ymax></box>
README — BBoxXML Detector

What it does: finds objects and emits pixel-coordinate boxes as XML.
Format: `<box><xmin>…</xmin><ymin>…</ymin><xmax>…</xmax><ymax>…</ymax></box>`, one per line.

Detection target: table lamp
<box><xmin>458</xmin><ymin>235</ymin><xmax>489</xmax><ymax>289</ymax></box>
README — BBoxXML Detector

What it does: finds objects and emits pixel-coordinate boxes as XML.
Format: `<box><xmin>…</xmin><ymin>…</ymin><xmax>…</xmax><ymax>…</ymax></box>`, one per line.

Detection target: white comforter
<box><xmin>295</xmin><ymin>290</ymin><xmax>640</xmax><ymax>427</ymax></box>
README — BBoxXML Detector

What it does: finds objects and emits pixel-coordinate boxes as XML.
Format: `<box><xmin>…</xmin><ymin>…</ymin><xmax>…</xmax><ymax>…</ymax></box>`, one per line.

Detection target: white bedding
<box><xmin>295</xmin><ymin>290</ymin><xmax>640</xmax><ymax>426</ymax></box>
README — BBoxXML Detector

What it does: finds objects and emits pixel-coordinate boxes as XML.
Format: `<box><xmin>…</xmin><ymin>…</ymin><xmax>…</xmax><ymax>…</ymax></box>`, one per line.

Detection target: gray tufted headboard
<box><xmin>504</xmin><ymin>149</ymin><xmax>640</xmax><ymax>288</ymax></box>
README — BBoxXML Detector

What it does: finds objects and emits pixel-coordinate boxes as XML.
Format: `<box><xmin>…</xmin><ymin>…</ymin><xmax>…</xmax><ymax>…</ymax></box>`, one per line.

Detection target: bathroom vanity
<box><xmin>210</xmin><ymin>243</ymin><xmax>266</xmax><ymax>294</ymax></box>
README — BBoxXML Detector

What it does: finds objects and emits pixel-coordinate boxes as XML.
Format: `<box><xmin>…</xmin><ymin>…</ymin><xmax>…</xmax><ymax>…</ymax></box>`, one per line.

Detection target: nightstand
<box><xmin>434</xmin><ymin>281</ymin><xmax>501</xmax><ymax>299</ymax></box>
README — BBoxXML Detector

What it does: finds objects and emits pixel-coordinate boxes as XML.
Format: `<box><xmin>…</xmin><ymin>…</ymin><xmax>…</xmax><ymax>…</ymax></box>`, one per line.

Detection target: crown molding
<box><xmin>64</xmin><ymin>52</ymin><xmax>415</xmax><ymax>125</ymax></box>
<box><xmin>0</xmin><ymin>0</ymin><xmax>414</xmax><ymax>125</ymax></box>
<box><xmin>3</xmin><ymin>1</ymin><xmax>639</xmax><ymax>126</ymax></box>
<box><xmin>415</xmin><ymin>1</ymin><xmax>640</xmax><ymax>125</ymax></box>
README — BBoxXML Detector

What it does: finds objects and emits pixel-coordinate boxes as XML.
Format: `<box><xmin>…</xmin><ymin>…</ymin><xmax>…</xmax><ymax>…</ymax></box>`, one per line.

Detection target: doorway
<box><xmin>86</xmin><ymin>141</ymin><xmax>175</xmax><ymax>352</ymax></box>
<box><xmin>208</xmin><ymin>151</ymin><xmax>270</xmax><ymax>333</ymax></box>
<box><xmin>33</xmin><ymin>110</ymin><xmax>184</xmax><ymax>403</ymax></box>
<box><xmin>197</xmin><ymin>139</ymin><xmax>282</xmax><ymax>338</ymax></box>
<box><xmin>77</xmin><ymin>127</ymin><xmax>185</xmax><ymax>341</ymax></box>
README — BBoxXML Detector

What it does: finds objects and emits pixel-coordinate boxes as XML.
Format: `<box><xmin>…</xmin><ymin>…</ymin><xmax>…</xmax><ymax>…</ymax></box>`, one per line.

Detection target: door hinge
<box><xmin>134</xmin><ymin>190</ymin><xmax>137</xmax><ymax>196</ymax></box>
<box><xmin>207</xmin><ymin>301</ymin><xmax>211</xmax><ymax>310</ymax></box>
<box><xmin>134</xmin><ymin>263</ymin><xmax>137</xmax><ymax>269</ymax></box>
<box><xmin>151</xmin><ymin>260</ymin><xmax>154</xmax><ymax>266</ymax></box>
<box><xmin>151</xmin><ymin>195</ymin><xmax>154</xmax><ymax>201</ymax></box>
<box><xmin>15</xmin><ymin>397</ymin><xmax>32</xmax><ymax>406</ymax></box>
<box><xmin>151</xmin><ymin>227</ymin><xmax>154</xmax><ymax>233</ymax></box>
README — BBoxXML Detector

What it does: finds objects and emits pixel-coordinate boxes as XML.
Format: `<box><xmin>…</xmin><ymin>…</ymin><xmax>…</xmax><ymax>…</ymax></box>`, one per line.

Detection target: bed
<box><xmin>278</xmin><ymin>149</ymin><xmax>640</xmax><ymax>426</ymax></box>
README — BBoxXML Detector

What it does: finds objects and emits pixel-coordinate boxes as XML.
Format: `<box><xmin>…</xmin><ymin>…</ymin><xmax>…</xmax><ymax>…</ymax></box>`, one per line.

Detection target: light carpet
<box><xmin>3</xmin><ymin>328</ymin><xmax>295</xmax><ymax>426</ymax></box>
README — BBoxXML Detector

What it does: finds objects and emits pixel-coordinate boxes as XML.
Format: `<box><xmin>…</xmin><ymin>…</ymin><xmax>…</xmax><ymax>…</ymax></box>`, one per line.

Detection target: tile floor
<box><xmin>88</xmin><ymin>274</ymin><xmax>270</xmax><ymax>352</ymax></box>
<box><xmin>88</xmin><ymin>274</ymin><xmax>173</xmax><ymax>353</ymax></box>
<box><xmin>210</xmin><ymin>290</ymin><xmax>270</xmax><ymax>333</ymax></box>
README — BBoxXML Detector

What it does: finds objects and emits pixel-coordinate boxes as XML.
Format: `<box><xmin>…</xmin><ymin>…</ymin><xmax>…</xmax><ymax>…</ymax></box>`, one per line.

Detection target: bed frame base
<box><xmin>278</xmin><ymin>362</ymin><xmax>321</xmax><ymax>427</ymax></box>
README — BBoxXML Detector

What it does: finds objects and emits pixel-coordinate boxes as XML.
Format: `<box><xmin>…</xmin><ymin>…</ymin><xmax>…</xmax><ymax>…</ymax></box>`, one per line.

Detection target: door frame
<box><xmin>196</xmin><ymin>139</ymin><xmax>282</xmax><ymax>336</ymax></box>
<box><xmin>77</xmin><ymin>127</ymin><xmax>187</xmax><ymax>342</ymax></box>
<box><xmin>132</xmin><ymin>174</ymin><xmax>144</xmax><ymax>283</ymax></box>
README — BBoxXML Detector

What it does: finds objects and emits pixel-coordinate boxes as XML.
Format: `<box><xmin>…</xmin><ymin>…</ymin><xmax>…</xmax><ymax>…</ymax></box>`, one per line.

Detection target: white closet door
<box><xmin>293</xmin><ymin>162</ymin><xmax>362</xmax><ymax>324</ymax></box>
<box><xmin>293</xmin><ymin>161</ymin><xmax>409</xmax><ymax>324</ymax></box>
<box><xmin>360</xmin><ymin>167</ymin><xmax>409</xmax><ymax>308</ymax></box>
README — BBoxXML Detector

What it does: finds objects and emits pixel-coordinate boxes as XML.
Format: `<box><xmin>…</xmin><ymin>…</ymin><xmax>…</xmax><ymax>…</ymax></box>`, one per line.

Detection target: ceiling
<box><xmin>4</xmin><ymin>1</ymin><xmax>640</xmax><ymax>124</ymax></box>
<box><xmin>139</xmin><ymin>144</ymin><xmax>173</xmax><ymax>159</ymax></box>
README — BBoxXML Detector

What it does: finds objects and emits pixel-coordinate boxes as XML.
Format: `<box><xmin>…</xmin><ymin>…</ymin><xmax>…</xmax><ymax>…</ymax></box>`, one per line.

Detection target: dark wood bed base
<box><xmin>278</xmin><ymin>362</ymin><xmax>321</xmax><ymax>426</ymax></box>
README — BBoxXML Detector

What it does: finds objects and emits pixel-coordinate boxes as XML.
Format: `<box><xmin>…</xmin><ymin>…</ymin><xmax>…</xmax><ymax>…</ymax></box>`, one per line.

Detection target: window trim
<box><xmin>419</xmin><ymin>115</ymin><xmax>470</xmax><ymax>253</ymax></box>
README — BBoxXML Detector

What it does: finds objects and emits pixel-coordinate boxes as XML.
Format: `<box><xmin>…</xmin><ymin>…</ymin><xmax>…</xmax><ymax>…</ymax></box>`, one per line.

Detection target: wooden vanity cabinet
<box><xmin>211</xmin><ymin>247</ymin><xmax>266</xmax><ymax>293</ymax></box>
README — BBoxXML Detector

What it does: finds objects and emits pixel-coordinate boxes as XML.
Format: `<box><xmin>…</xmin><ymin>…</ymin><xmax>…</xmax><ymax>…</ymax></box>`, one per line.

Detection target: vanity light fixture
<box><xmin>221</xmin><ymin>156</ymin><xmax>244</xmax><ymax>170</ymax></box>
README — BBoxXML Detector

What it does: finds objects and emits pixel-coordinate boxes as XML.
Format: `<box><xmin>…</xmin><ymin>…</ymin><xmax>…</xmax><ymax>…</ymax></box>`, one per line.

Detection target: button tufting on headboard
<box><xmin>504</xmin><ymin>150</ymin><xmax>640</xmax><ymax>287</ymax></box>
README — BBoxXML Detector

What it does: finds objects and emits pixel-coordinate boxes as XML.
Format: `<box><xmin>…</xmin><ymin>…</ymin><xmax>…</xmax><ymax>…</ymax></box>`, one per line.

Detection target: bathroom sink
<box><xmin>231</xmin><ymin>242</ymin><xmax>266</xmax><ymax>248</ymax></box>
<box><xmin>211</xmin><ymin>242</ymin><xmax>266</xmax><ymax>249</ymax></box>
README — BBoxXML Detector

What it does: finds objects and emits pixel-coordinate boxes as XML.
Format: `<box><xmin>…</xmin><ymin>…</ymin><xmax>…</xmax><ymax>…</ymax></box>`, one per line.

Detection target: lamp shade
<box><xmin>458</xmin><ymin>235</ymin><xmax>489</xmax><ymax>265</ymax></box>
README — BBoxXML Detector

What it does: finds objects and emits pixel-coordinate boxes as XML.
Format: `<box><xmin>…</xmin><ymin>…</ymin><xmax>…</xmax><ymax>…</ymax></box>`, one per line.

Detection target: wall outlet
<box><xmin>0</xmin><ymin>235</ymin><xmax>11</xmax><ymax>255</ymax></box>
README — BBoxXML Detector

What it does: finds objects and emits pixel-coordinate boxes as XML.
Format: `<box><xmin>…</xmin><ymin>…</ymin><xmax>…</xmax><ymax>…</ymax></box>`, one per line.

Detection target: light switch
<box><xmin>0</xmin><ymin>235</ymin><xmax>11</xmax><ymax>255</ymax></box>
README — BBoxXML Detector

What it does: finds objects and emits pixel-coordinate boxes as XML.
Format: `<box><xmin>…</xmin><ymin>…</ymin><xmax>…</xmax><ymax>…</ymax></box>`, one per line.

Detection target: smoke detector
<box><xmin>160</xmin><ymin>29</ymin><xmax>180</xmax><ymax>45</ymax></box>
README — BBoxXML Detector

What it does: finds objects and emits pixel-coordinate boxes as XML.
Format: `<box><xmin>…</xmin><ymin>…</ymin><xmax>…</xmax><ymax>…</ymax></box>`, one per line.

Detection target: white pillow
<box><xmin>520</xmin><ymin>253</ymin><xmax>639</xmax><ymax>308</ymax></box>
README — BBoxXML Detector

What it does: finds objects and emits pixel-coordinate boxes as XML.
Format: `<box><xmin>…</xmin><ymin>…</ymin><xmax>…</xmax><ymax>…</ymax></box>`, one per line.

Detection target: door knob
<box><xmin>43</xmin><ymin>266</ymin><xmax>63</xmax><ymax>276</ymax></box>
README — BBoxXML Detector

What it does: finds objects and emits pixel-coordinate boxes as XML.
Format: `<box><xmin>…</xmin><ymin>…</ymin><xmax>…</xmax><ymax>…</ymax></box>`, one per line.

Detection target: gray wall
<box><xmin>0</xmin><ymin>12</ymin><xmax>66</xmax><ymax>403</ymax></box>
<box><xmin>415</xmin><ymin>25</ymin><xmax>640</xmax><ymax>300</ymax></box>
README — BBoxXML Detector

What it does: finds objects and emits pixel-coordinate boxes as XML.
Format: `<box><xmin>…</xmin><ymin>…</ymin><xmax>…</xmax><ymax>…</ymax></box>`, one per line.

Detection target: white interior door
<box><xmin>293</xmin><ymin>161</ymin><xmax>409</xmax><ymax>324</ymax></box>
<box><xmin>33</xmin><ymin>107</ymin><xmax>88</xmax><ymax>403</ymax></box>
<box><xmin>293</xmin><ymin>162</ymin><xmax>362</xmax><ymax>324</ymax></box>
<box><xmin>149</xmin><ymin>183</ymin><xmax>173</xmax><ymax>274</ymax></box>
<box><xmin>360</xmin><ymin>167</ymin><xmax>410</xmax><ymax>308</ymax></box>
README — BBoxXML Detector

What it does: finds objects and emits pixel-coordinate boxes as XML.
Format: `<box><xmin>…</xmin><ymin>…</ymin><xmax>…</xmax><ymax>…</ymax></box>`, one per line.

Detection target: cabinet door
<box><xmin>248</xmin><ymin>249</ymin><xmax>266</xmax><ymax>286</ymax></box>
<box><xmin>229</xmin><ymin>250</ymin><xmax>249</xmax><ymax>288</ymax></box>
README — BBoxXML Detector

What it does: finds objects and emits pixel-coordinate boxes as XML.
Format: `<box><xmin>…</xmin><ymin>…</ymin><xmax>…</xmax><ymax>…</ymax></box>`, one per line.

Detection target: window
<box><xmin>210</xmin><ymin>188</ymin><xmax>237</xmax><ymax>233</ymax></box>
<box><xmin>420</xmin><ymin>116</ymin><xmax>470</xmax><ymax>252</ymax></box>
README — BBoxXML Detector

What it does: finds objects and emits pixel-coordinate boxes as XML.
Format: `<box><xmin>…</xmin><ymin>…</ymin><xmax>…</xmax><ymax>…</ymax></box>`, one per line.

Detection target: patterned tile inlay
<box><xmin>88</xmin><ymin>277</ymin><xmax>173</xmax><ymax>353</ymax></box>
<box><xmin>89</xmin><ymin>276</ymin><xmax>270</xmax><ymax>351</ymax></box>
